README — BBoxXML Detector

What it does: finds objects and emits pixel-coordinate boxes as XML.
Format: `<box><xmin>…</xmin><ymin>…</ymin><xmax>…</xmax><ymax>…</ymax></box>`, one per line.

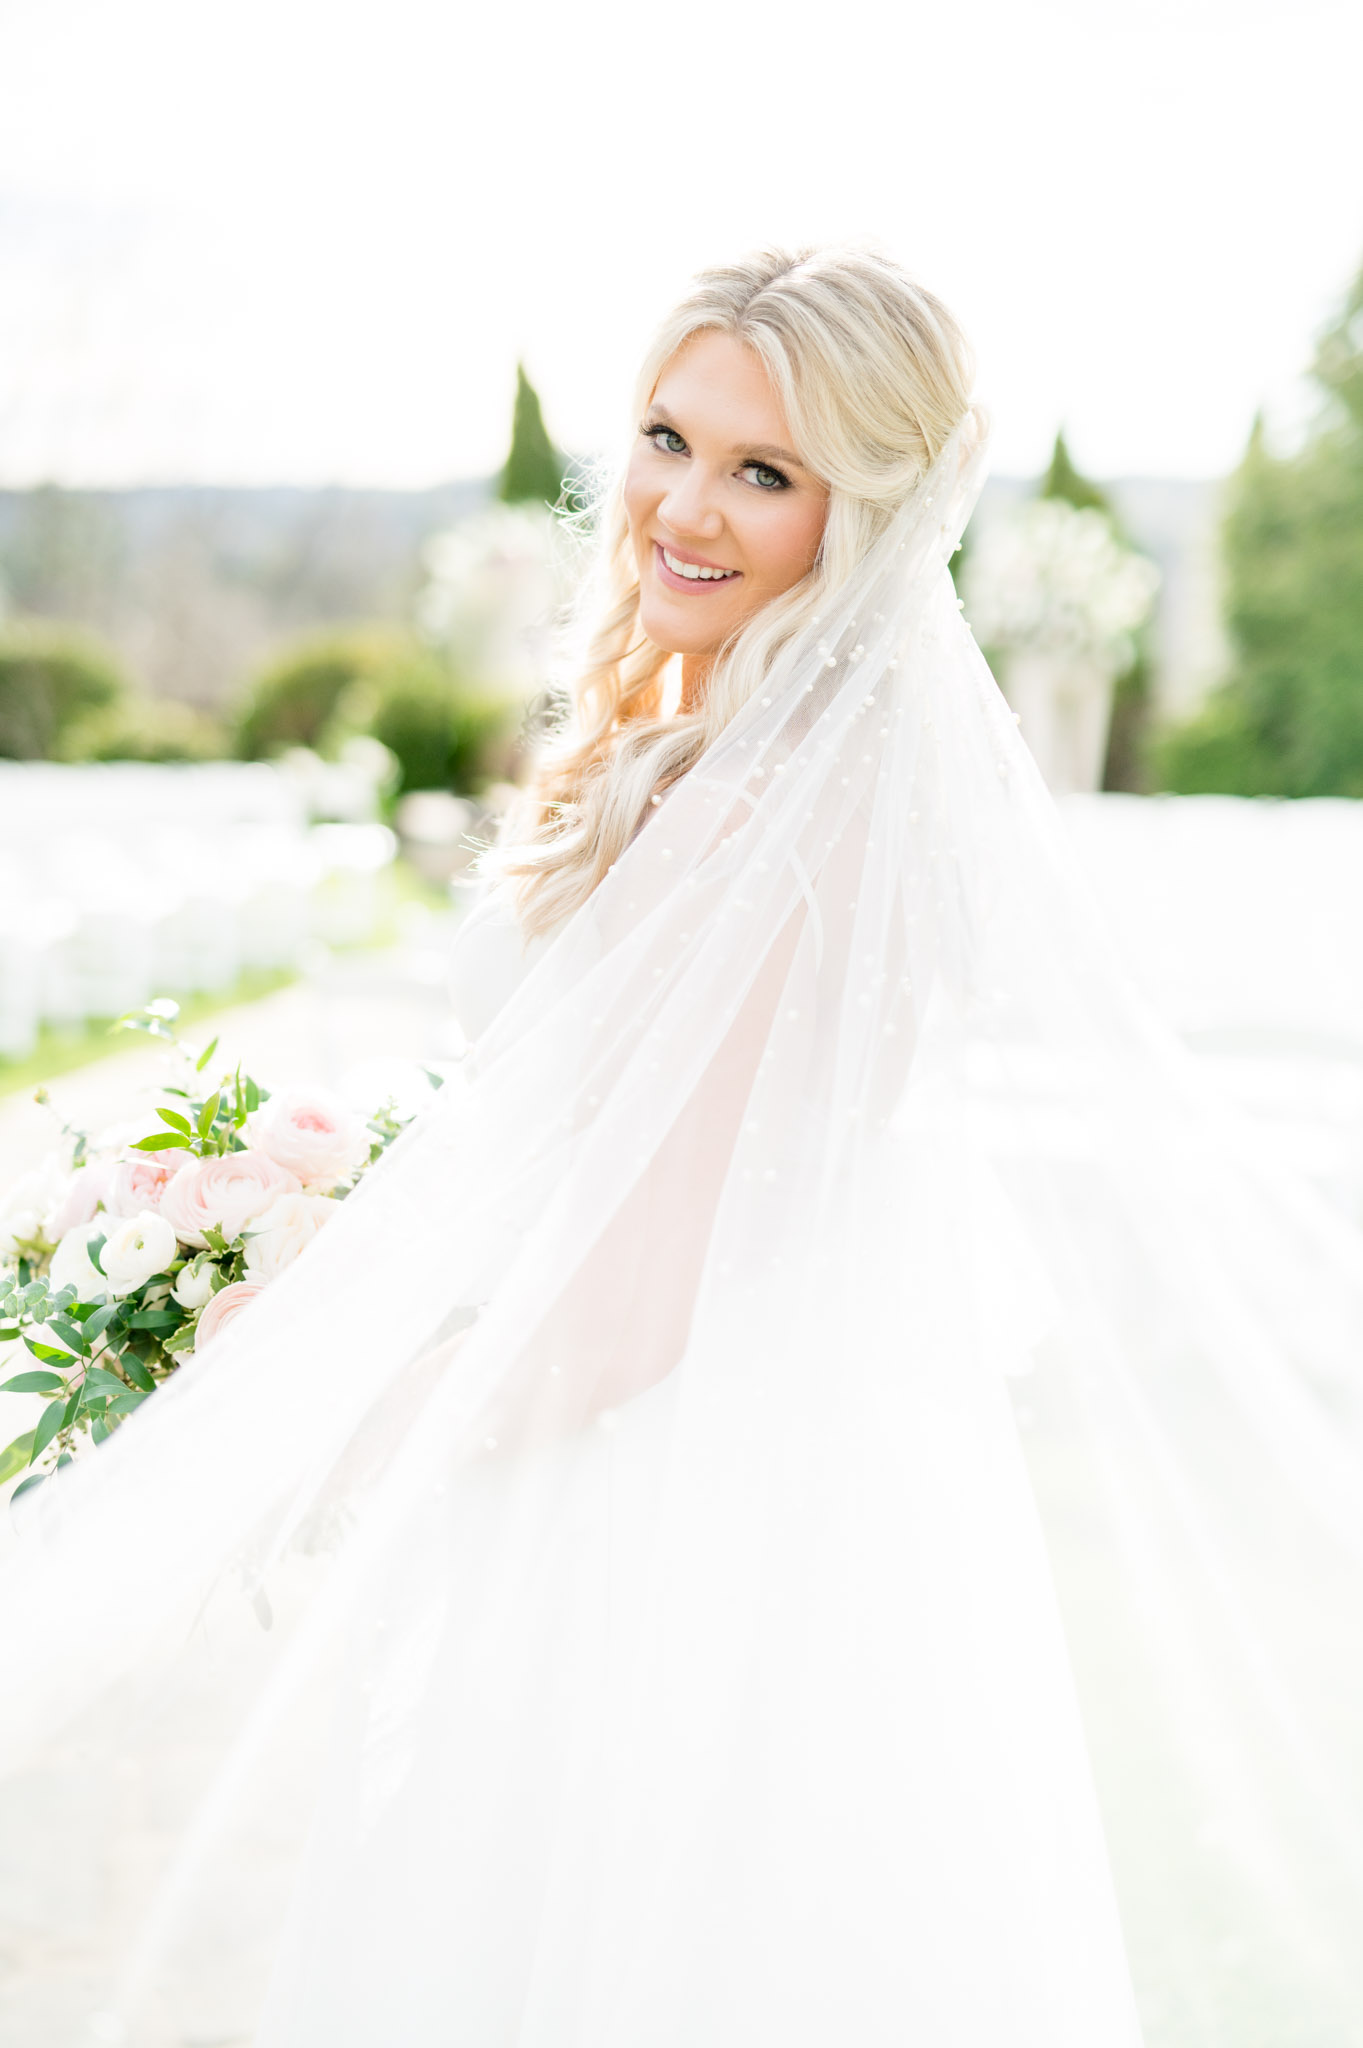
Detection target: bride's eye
<box><xmin>643</xmin><ymin>423</ymin><xmax>688</xmax><ymax>456</ymax></box>
<box><xmin>739</xmin><ymin>461</ymin><xmax>790</xmax><ymax>492</ymax></box>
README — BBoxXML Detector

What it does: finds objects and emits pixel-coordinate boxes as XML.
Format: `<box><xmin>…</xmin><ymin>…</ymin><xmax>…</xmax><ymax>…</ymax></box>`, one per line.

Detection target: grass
<box><xmin>0</xmin><ymin>968</ymin><xmax>298</xmax><ymax>1100</ymax></box>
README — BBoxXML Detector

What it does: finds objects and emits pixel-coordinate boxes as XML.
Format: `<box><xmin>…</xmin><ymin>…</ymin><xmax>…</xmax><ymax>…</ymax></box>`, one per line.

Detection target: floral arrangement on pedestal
<box><xmin>0</xmin><ymin>1001</ymin><xmax>425</xmax><ymax>1504</ymax></box>
<box><xmin>963</xmin><ymin>499</ymin><xmax>1160</xmax><ymax>797</ymax></box>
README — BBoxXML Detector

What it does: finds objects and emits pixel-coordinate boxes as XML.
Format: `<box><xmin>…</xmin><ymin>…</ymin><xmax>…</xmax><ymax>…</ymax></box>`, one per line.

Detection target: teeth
<box><xmin>663</xmin><ymin>547</ymin><xmax>736</xmax><ymax>582</ymax></box>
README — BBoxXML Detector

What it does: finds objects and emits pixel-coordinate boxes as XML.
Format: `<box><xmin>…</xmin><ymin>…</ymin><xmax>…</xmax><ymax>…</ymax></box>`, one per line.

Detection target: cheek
<box><xmin>748</xmin><ymin>499</ymin><xmax>826</xmax><ymax>593</ymax></box>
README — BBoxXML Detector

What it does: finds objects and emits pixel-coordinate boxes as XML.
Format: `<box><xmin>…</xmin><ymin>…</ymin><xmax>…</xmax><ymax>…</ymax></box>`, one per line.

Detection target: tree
<box><xmin>1159</xmin><ymin>261</ymin><xmax>1363</xmax><ymax>796</ymax></box>
<box><xmin>1038</xmin><ymin>430</ymin><xmax>1152</xmax><ymax>790</ymax></box>
<box><xmin>1040</xmin><ymin>429</ymin><xmax>1112</xmax><ymax>516</ymax></box>
<box><xmin>498</xmin><ymin>364</ymin><xmax>566</xmax><ymax>509</ymax></box>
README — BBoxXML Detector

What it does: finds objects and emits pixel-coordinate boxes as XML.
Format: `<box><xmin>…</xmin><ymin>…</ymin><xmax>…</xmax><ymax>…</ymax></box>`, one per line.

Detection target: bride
<box><xmin>3</xmin><ymin>245</ymin><xmax>1363</xmax><ymax>2048</ymax></box>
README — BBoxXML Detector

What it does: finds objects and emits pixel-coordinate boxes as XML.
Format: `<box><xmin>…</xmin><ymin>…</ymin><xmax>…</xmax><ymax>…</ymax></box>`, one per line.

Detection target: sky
<box><xmin>0</xmin><ymin>0</ymin><xmax>1359</xmax><ymax>488</ymax></box>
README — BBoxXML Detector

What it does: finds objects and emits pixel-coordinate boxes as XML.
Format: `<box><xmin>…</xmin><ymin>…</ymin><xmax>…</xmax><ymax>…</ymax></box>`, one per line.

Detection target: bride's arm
<box><xmin>474</xmin><ymin>900</ymin><xmax>807</xmax><ymax>1452</ymax></box>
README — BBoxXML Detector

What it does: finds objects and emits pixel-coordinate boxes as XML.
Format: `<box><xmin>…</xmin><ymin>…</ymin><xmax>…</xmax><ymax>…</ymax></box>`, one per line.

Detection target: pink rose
<box><xmin>159</xmin><ymin>1149</ymin><xmax>301</xmax><ymax>1249</ymax></box>
<box><xmin>248</xmin><ymin>1087</ymin><xmax>372</xmax><ymax>1191</ymax></box>
<box><xmin>108</xmin><ymin>1151</ymin><xmax>180</xmax><ymax>1218</ymax></box>
<box><xmin>194</xmin><ymin>1277</ymin><xmax>267</xmax><ymax>1352</ymax></box>
<box><xmin>47</xmin><ymin>1161</ymin><xmax>117</xmax><ymax>1239</ymax></box>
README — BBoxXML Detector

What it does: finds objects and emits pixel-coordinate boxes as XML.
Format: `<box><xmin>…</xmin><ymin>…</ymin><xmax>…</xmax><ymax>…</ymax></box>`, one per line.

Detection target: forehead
<box><xmin>650</xmin><ymin>330</ymin><xmax>796</xmax><ymax>452</ymax></box>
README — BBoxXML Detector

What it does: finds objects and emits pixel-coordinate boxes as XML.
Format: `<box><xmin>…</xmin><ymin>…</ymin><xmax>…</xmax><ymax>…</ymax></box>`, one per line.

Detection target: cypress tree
<box><xmin>498</xmin><ymin>363</ymin><xmax>566</xmax><ymax>508</ymax></box>
<box><xmin>1040</xmin><ymin>429</ymin><xmax>1113</xmax><ymax>517</ymax></box>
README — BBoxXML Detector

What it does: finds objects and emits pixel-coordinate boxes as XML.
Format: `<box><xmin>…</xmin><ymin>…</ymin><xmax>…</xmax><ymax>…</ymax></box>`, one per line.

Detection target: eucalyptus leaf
<box><xmin>0</xmin><ymin>1430</ymin><xmax>36</xmax><ymax>1484</ymax></box>
<box><xmin>1</xmin><ymin>1370</ymin><xmax>64</xmax><ymax>1394</ymax></box>
<box><xmin>31</xmin><ymin>1400</ymin><xmax>65</xmax><ymax>1461</ymax></box>
<box><xmin>10</xmin><ymin>1472</ymin><xmax>46</xmax><ymax>1505</ymax></box>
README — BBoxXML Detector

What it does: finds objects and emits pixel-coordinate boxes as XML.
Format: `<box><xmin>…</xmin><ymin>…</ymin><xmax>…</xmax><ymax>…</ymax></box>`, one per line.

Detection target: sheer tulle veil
<box><xmin>2</xmin><ymin>403</ymin><xmax>1363</xmax><ymax>2047</ymax></box>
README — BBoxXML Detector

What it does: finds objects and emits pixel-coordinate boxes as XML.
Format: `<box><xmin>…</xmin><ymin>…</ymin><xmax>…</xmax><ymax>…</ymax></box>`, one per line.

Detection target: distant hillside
<box><xmin>0</xmin><ymin>474</ymin><xmax>1226</xmax><ymax>717</ymax></box>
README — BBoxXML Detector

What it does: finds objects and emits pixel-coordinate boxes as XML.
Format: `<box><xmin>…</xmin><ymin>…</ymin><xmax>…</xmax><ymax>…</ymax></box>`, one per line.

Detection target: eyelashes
<box><xmin>639</xmin><ymin>421</ymin><xmax>792</xmax><ymax>493</ymax></box>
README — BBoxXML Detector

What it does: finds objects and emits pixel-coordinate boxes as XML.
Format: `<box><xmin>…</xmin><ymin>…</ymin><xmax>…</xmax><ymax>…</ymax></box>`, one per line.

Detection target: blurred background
<box><xmin>1</xmin><ymin>0</ymin><xmax>1362</xmax><ymax>1206</ymax></box>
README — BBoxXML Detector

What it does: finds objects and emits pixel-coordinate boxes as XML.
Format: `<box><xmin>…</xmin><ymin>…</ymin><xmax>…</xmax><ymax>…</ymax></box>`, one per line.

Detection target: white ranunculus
<box><xmin>171</xmin><ymin>1262</ymin><xmax>216</xmax><ymax>1310</ymax></box>
<box><xmin>248</xmin><ymin>1089</ymin><xmax>372</xmax><ymax>1191</ymax></box>
<box><xmin>100</xmin><ymin>1211</ymin><xmax>179</xmax><ymax>1297</ymax></box>
<box><xmin>242</xmin><ymin>1192</ymin><xmax>341</xmax><ymax>1281</ymax></box>
<box><xmin>0</xmin><ymin>1155</ymin><xmax>71</xmax><ymax>1257</ymax></box>
<box><xmin>48</xmin><ymin>1222</ymin><xmax>111</xmax><ymax>1300</ymax></box>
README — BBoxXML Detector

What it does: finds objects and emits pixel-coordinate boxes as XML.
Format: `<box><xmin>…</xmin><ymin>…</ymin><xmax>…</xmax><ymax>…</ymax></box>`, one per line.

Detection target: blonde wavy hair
<box><xmin>490</xmin><ymin>244</ymin><xmax>975</xmax><ymax>937</ymax></box>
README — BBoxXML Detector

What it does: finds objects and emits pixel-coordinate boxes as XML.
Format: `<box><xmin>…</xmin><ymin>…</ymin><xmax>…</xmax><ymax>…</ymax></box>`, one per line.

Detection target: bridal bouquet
<box><xmin>0</xmin><ymin>1002</ymin><xmax>424</xmax><ymax>1506</ymax></box>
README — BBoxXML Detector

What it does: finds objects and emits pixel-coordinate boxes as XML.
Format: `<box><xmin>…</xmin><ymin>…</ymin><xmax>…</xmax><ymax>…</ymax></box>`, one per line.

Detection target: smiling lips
<box><xmin>654</xmin><ymin>541</ymin><xmax>740</xmax><ymax>592</ymax></box>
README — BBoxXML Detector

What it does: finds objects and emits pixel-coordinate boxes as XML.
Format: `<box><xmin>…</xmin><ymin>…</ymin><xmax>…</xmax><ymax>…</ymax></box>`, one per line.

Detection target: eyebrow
<box><xmin>646</xmin><ymin>403</ymin><xmax>806</xmax><ymax>473</ymax></box>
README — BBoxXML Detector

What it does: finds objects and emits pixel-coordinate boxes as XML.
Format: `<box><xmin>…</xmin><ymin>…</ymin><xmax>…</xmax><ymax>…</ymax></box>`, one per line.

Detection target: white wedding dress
<box><xmin>2</xmin><ymin>415</ymin><xmax>1363</xmax><ymax>2047</ymax></box>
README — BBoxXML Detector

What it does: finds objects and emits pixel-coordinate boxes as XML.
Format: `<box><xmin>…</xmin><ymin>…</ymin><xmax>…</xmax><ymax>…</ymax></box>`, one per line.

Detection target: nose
<box><xmin>658</xmin><ymin>463</ymin><xmax>725</xmax><ymax>544</ymax></box>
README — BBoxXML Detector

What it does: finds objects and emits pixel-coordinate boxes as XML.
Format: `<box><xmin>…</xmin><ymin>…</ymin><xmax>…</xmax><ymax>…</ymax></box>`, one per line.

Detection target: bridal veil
<box><xmin>1</xmin><ymin>411</ymin><xmax>1361</xmax><ymax>2047</ymax></box>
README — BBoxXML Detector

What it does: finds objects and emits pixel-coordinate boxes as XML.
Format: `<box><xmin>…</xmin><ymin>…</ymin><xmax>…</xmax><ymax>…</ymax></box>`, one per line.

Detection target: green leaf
<box><xmin>46</xmin><ymin>1317</ymin><xmax>91</xmax><ymax>1357</ymax></box>
<box><xmin>197</xmin><ymin>1092</ymin><xmax>221</xmax><ymax>1140</ymax></box>
<box><xmin>0</xmin><ymin>1430</ymin><xmax>36</xmax><ymax>1484</ymax></box>
<box><xmin>120</xmin><ymin>1356</ymin><xmax>156</xmax><ymax>1392</ymax></box>
<box><xmin>1</xmin><ymin>1370</ymin><xmax>64</xmax><ymax>1394</ymax></box>
<box><xmin>83</xmin><ymin>1303</ymin><xmax>120</xmax><ymax>1341</ymax></box>
<box><xmin>107</xmin><ymin>1389</ymin><xmax>150</xmax><ymax>1417</ymax></box>
<box><xmin>88</xmin><ymin>1234</ymin><xmax>107</xmax><ymax>1276</ymax></box>
<box><xmin>23</xmin><ymin>1339</ymin><xmax>75</xmax><ymax>1367</ymax></box>
<box><xmin>82</xmin><ymin>1366</ymin><xmax>129</xmax><ymax>1395</ymax></box>
<box><xmin>91</xmin><ymin>1417</ymin><xmax>111</xmax><ymax>1444</ymax></box>
<box><xmin>10</xmin><ymin>1472</ymin><xmax>46</xmax><ymax>1505</ymax></box>
<box><xmin>131</xmin><ymin>1132</ymin><xmax>192</xmax><ymax>1154</ymax></box>
<box><xmin>196</xmin><ymin>1035</ymin><xmax>220</xmax><ymax>1073</ymax></box>
<box><xmin>156</xmin><ymin>1106</ymin><xmax>193</xmax><ymax>1136</ymax></box>
<box><xmin>62</xmin><ymin>1385</ymin><xmax>83</xmax><ymax>1429</ymax></box>
<box><xmin>128</xmin><ymin>1309</ymin><xmax>179</xmax><ymax>1331</ymax></box>
<box><xmin>204</xmin><ymin>1225</ymin><xmax>230</xmax><ymax>1254</ymax></box>
<box><xmin>31</xmin><ymin>1399</ymin><xmax>65</xmax><ymax>1461</ymax></box>
<box><xmin>244</xmin><ymin>1076</ymin><xmax>260</xmax><ymax>1113</ymax></box>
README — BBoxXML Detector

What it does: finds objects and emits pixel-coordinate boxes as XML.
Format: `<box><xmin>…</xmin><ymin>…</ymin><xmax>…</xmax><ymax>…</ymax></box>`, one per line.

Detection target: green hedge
<box><xmin>57</xmin><ymin>696</ymin><xmax>229</xmax><ymax>764</ymax></box>
<box><xmin>234</xmin><ymin>628</ymin><xmax>412</xmax><ymax>759</ymax></box>
<box><xmin>0</xmin><ymin>622</ymin><xmax>127</xmax><ymax>759</ymax></box>
<box><xmin>236</xmin><ymin>627</ymin><xmax>514</xmax><ymax>795</ymax></box>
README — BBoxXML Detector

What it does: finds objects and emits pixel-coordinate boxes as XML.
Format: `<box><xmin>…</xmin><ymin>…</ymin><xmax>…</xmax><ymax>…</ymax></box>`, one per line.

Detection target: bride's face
<box><xmin>625</xmin><ymin>330</ymin><xmax>828</xmax><ymax>668</ymax></box>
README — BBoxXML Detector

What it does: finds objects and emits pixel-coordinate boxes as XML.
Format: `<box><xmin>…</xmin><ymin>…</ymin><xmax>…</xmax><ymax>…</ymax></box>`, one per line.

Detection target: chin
<box><xmin>639</xmin><ymin>600</ymin><xmax>710</xmax><ymax>662</ymax></box>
